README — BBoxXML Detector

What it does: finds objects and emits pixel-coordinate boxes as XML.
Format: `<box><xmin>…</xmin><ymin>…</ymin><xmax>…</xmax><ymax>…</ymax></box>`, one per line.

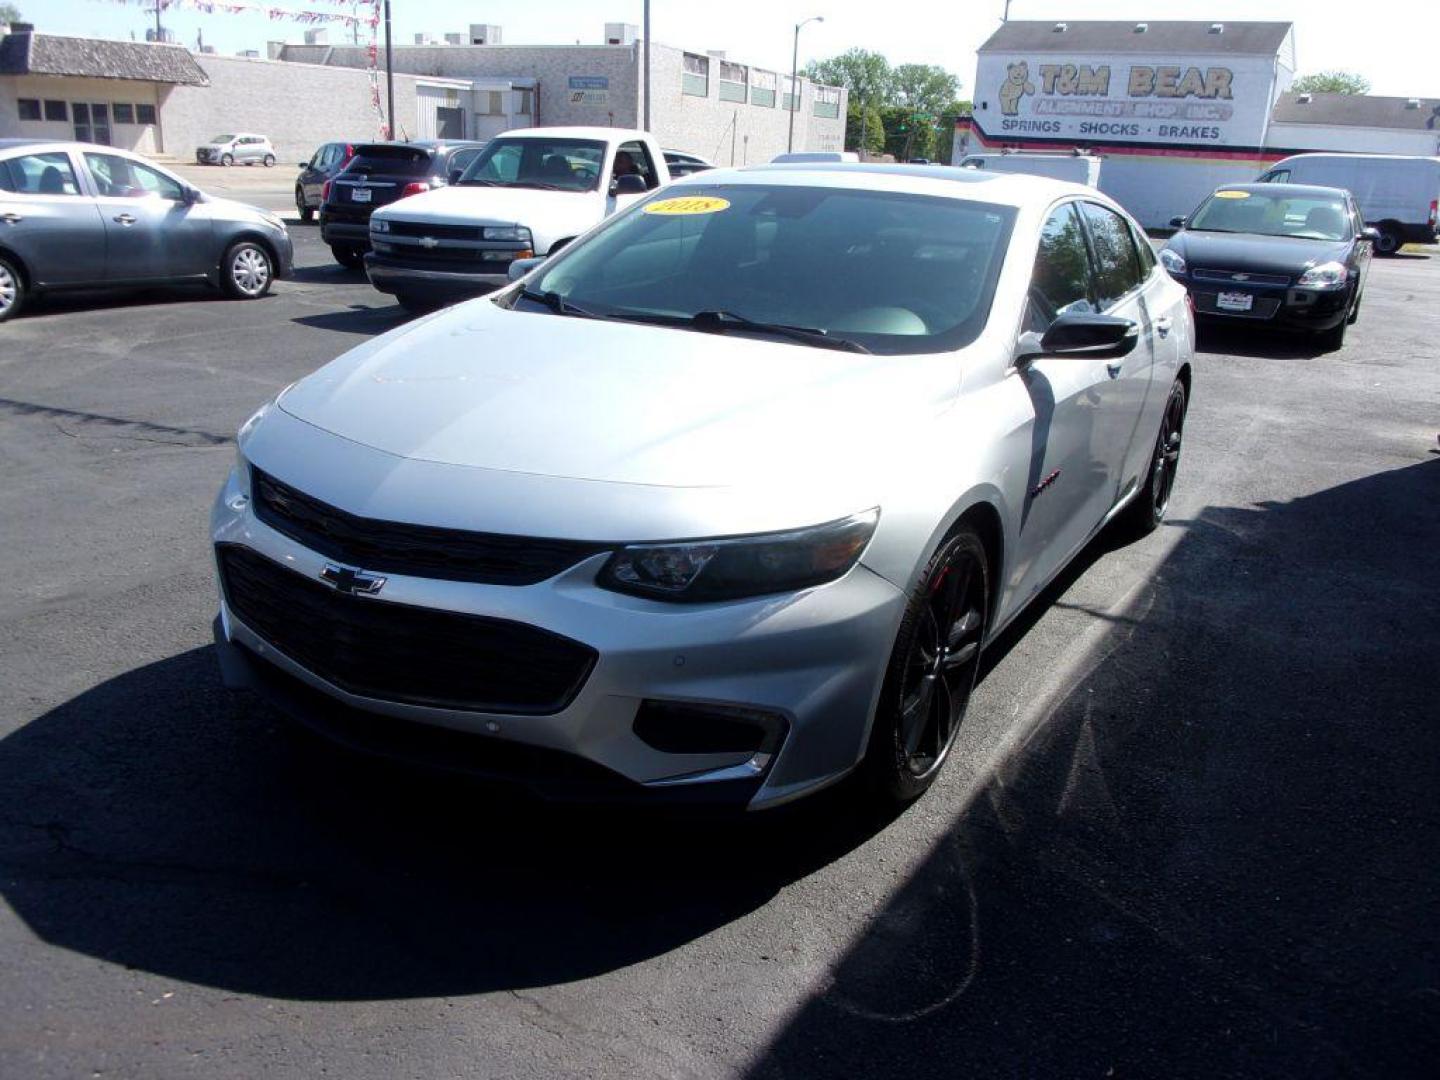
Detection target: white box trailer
<box><xmin>1256</xmin><ymin>153</ymin><xmax>1440</xmax><ymax>253</ymax></box>
<box><xmin>958</xmin><ymin>151</ymin><xmax>1103</xmax><ymax>186</ymax></box>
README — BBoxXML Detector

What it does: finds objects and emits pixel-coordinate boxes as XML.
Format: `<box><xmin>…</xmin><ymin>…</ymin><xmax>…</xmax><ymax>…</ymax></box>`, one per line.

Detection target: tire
<box><xmin>1319</xmin><ymin>316</ymin><xmax>1347</xmax><ymax>352</ymax></box>
<box><xmin>396</xmin><ymin>292</ymin><xmax>437</xmax><ymax>315</ymax></box>
<box><xmin>330</xmin><ymin>243</ymin><xmax>365</xmax><ymax>270</ymax></box>
<box><xmin>1119</xmin><ymin>378</ymin><xmax>1188</xmax><ymax>537</ymax></box>
<box><xmin>0</xmin><ymin>253</ymin><xmax>25</xmax><ymax>322</ymax></box>
<box><xmin>862</xmin><ymin>526</ymin><xmax>990</xmax><ymax>804</ymax></box>
<box><xmin>220</xmin><ymin>240</ymin><xmax>274</xmax><ymax>300</ymax></box>
<box><xmin>263</xmin><ymin>154</ymin><xmax>275</xmax><ymax>168</ymax></box>
<box><xmin>1347</xmin><ymin>289</ymin><xmax>1362</xmax><ymax>326</ymax></box>
<box><xmin>1374</xmin><ymin>224</ymin><xmax>1403</xmax><ymax>256</ymax></box>
<box><xmin>220</xmin><ymin>153</ymin><xmax>233</xmax><ymax>167</ymax></box>
<box><xmin>295</xmin><ymin>188</ymin><xmax>313</xmax><ymax>222</ymax></box>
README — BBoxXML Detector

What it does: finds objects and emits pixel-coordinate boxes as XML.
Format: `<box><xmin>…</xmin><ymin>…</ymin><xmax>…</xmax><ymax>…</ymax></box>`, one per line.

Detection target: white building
<box><xmin>1267</xmin><ymin>92</ymin><xmax>1440</xmax><ymax>157</ymax></box>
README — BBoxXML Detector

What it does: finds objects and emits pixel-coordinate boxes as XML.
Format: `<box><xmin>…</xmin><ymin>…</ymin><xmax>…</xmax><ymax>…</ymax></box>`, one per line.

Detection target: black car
<box><xmin>318</xmin><ymin>140</ymin><xmax>486</xmax><ymax>268</ymax></box>
<box><xmin>1161</xmin><ymin>182</ymin><xmax>1376</xmax><ymax>350</ymax></box>
<box><xmin>663</xmin><ymin>149</ymin><xmax>714</xmax><ymax>178</ymax></box>
<box><xmin>295</xmin><ymin>141</ymin><xmax>355</xmax><ymax>222</ymax></box>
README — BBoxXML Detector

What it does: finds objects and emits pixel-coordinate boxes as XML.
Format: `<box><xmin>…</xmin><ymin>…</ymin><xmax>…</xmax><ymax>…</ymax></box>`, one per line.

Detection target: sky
<box><xmin>23</xmin><ymin>0</ymin><xmax>1440</xmax><ymax>98</ymax></box>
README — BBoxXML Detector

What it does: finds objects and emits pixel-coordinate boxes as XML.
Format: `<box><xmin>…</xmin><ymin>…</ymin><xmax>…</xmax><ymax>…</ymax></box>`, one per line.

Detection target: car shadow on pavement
<box><xmin>288</xmin><ymin>264</ymin><xmax>369</xmax><ymax>285</ymax></box>
<box><xmin>0</xmin><ymin>645</ymin><xmax>902</xmax><ymax>1001</ymax></box>
<box><xmin>292</xmin><ymin>304</ymin><xmax>411</xmax><ymax>335</ymax></box>
<box><xmin>21</xmin><ymin>284</ymin><xmax>219</xmax><ymax>320</ymax></box>
<box><xmin>743</xmin><ymin>457</ymin><xmax>1440</xmax><ymax>1079</ymax></box>
<box><xmin>1195</xmin><ymin>321</ymin><xmax>1333</xmax><ymax>360</ymax></box>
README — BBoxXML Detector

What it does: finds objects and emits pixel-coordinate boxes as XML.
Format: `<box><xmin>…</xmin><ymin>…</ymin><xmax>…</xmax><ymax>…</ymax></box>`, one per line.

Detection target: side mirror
<box><xmin>448</xmin><ymin>168</ymin><xmax>463</xmax><ymax>184</ymax></box>
<box><xmin>1360</xmin><ymin>227</ymin><xmax>1381</xmax><ymax>243</ymax></box>
<box><xmin>609</xmin><ymin>173</ymin><xmax>647</xmax><ymax>197</ymax></box>
<box><xmin>1168</xmin><ymin>216</ymin><xmax>1186</xmax><ymax>229</ymax></box>
<box><xmin>298</xmin><ymin>162</ymin><xmax>308</xmax><ymax>168</ymax></box>
<box><xmin>181</xmin><ymin>185</ymin><xmax>201</xmax><ymax>205</ymax></box>
<box><xmin>1017</xmin><ymin>313</ymin><xmax>1139</xmax><ymax>363</ymax></box>
<box><xmin>507</xmin><ymin>255</ymin><xmax>547</xmax><ymax>283</ymax></box>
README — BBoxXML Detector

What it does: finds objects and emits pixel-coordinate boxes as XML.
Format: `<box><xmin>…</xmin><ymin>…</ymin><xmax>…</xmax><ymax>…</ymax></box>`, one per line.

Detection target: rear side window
<box><xmin>1081</xmin><ymin>202</ymin><xmax>1143</xmax><ymax>309</ymax></box>
<box><xmin>0</xmin><ymin>152</ymin><xmax>83</xmax><ymax>196</ymax></box>
<box><xmin>345</xmin><ymin>146</ymin><xmax>433</xmax><ymax>178</ymax></box>
<box><xmin>1027</xmin><ymin>203</ymin><xmax>1095</xmax><ymax>332</ymax></box>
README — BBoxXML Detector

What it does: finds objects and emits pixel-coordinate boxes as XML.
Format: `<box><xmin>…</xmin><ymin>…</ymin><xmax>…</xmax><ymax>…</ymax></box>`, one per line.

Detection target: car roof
<box><xmin>668</xmin><ymin>162</ymin><xmax>1101</xmax><ymax>210</ymax></box>
<box><xmin>495</xmin><ymin>126</ymin><xmax>647</xmax><ymax>141</ymax></box>
<box><xmin>1216</xmin><ymin>182</ymin><xmax>1350</xmax><ymax>197</ymax></box>
<box><xmin>0</xmin><ymin>138</ymin><xmax>50</xmax><ymax>150</ymax></box>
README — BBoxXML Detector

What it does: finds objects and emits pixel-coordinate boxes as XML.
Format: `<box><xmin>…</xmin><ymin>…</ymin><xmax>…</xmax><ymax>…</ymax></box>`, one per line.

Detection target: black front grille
<box><xmin>387</xmin><ymin>220</ymin><xmax>485</xmax><ymax>240</ymax></box>
<box><xmin>251</xmin><ymin>468</ymin><xmax>609</xmax><ymax>586</ymax></box>
<box><xmin>1193</xmin><ymin>292</ymin><xmax>1283</xmax><ymax>319</ymax></box>
<box><xmin>1193</xmin><ymin>268</ymin><xmax>1291</xmax><ymax>287</ymax></box>
<box><xmin>218</xmin><ymin>543</ymin><xmax>597</xmax><ymax>714</ymax></box>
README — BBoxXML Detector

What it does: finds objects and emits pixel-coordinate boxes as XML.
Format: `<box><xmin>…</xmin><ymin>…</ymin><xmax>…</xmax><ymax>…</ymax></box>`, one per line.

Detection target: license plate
<box><xmin>1216</xmin><ymin>290</ymin><xmax>1253</xmax><ymax>312</ymax></box>
<box><xmin>350</xmin><ymin>187</ymin><xmax>372</xmax><ymax>203</ymax></box>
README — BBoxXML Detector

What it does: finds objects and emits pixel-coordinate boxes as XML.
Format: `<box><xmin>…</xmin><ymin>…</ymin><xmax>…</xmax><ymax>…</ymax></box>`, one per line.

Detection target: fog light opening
<box><xmin>633</xmin><ymin>700</ymin><xmax>788</xmax><ymax>757</ymax></box>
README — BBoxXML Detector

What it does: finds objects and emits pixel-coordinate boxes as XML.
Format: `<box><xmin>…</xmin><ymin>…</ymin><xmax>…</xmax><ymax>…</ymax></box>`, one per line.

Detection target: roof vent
<box><xmin>1297</xmin><ymin>93</ymin><xmax>1312</xmax><ymax>104</ymax></box>
<box><xmin>1052</xmin><ymin>22</ymin><xmax>1067</xmax><ymax>33</ymax></box>
<box><xmin>1406</xmin><ymin>97</ymin><xmax>1422</xmax><ymax>109</ymax></box>
<box><xmin>1209</xmin><ymin>22</ymin><xmax>1224</xmax><ymax>34</ymax></box>
<box><xmin>1133</xmin><ymin>23</ymin><xmax>1148</xmax><ymax>33</ymax></box>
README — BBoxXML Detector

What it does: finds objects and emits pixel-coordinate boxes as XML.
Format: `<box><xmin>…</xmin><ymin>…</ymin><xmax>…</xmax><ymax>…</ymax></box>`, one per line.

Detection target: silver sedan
<box><xmin>212</xmin><ymin>165</ymin><xmax>1193</xmax><ymax>809</ymax></box>
<box><xmin>0</xmin><ymin>139</ymin><xmax>293</xmax><ymax>321</ymax></box>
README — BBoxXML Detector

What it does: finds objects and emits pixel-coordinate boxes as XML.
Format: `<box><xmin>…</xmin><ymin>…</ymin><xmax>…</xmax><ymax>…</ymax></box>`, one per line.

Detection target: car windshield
<box><xmin>211</xmin><ymin>134</ymin><xmax>235</xmax><ymax>144</ymax></box>
<box><xmin>1189</xmin><ymin>190</ymin><xmax>1352</xmax><ymax>241</ymax></box>
<box><xmin>525</xmin><ymin>184</ymin><xmax>1017</xmax><ymax>355</ymax></box>
<box><xmin>458</xmin><ymin>138</ymin><xmax>606</xmax><ymax>192</ymax></box>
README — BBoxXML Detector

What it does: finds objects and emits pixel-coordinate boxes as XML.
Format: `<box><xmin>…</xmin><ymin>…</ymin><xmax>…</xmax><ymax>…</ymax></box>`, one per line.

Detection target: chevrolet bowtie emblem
<box><xmin>418</xmin><ymin>236</ymin><xmax>440</xmax><ymax>248</ymax></box>
<box><xmin>1231</xmin><ymin>273</ymin><xmax>1250</xmax><ymax>281</ymax></box>
<box><xmin>320</xmin><ymin>564</ymin><xmax>386</xmax><ymax>595</ymax></box>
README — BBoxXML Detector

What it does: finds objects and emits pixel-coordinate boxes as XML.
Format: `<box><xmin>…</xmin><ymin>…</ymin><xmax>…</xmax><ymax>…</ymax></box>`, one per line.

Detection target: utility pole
<box><xmin>384</xmin><ymin>0</ymin><xmax>395</xmax><ymax>139</ymax></box>
<box><xmin>788</xmin><ymin>15</ymin><xmax>823</xmax><ymax>153</ymax></box>
<box><xmin>1003</xmin><ymin>0</ymin><xmax>1012</xmax><ymax>22</ymax></box>
<box><xmin>642</xmin><ymin>0</ymin><xmax>651</xmax><ymax>132</ymax></box>
<box><xmin>153</xmin><ymin>0</ymin><xmax>162</xmax><ymax>42</ymax></box>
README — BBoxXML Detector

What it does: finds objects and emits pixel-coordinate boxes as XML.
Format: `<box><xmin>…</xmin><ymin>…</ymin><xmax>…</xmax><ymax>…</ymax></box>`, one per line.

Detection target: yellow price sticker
<box><xmin>643</xmin><ymin>196</ymin><xmax>731</xmax><ymax>216</ymax></box>
<box><xmin>1214</xmin><ymin>190</ymin><xmax>1251</xmax><ymax>199</ymax></box>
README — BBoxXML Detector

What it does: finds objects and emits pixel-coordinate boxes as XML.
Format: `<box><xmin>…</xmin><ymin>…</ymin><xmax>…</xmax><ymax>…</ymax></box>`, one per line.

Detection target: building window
<box><xmin>44</xmin><ymin>100</ymin><xmax>68</xmax><ymax>122</ymax></box>
<box><xmin>477</xmin><ymin>90</ymin><xmax>504</xmax><ymax>116</ymax></box>
<box><xmin>781</xmin><ymin>77</ymin><xmax>799</xmax><ymax>113</ymax></box>
<box><xmin>113</xmin><ymin>103</ymin><xmax>136</xmax><ymax>124</ymax></box>
<box><xmin>751</xmin><ymin>69</ymin><xmax>776</xmax><ymax>108</ymax></box>
<box><xmin>718</xmin><ymin>60</ymin><xmax>747</xmax><ymax>103</ymax></box>
<box><xmin>682</xmin><ymin>53</ymin><xmax>709</xmax><ymax>97</ymax></box>
<box><xmin>515</xmin><ymin>88</ymin><xmax>533</xmax><ymax>115</ymax></box>
<box><xmin>136</xmin><ymin>103</ymin><xmax>157</xmax><ymax>125</ymax></box>
<box><xmin>812</xmin><ymin>85</ymin><xmax>840</xmax><ymax>119</ymax></box>
<box><xmin>17</xmin><ymin>99</ymin><xmax>41</xmax><ymax>121</ymax></box>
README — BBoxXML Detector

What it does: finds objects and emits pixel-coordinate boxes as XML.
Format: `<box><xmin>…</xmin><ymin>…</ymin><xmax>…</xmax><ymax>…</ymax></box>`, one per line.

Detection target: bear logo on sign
<box><xmin>998</xmin><ymin>61</ymin><xmax>1036</xmax><ymax>116</ymax></box>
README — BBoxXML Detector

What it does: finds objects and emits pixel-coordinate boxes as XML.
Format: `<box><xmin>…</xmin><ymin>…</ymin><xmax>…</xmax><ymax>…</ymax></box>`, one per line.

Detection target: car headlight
<box><xmin>484</xmin><ymin>225</ymin><xmax>532</xmax><ymax>242</ymax></box>
<box><xmin>598</xmin><ymin>510</ymin><xmax>879</xmax><ymax>602</ymax></box>
<box><xmin>1159</xmin><ymin>248</ymin><xmax>1187</xmax><ymax>276</ymax></box>
<box><xmin>1296</xmin><ymin>261</ymin><xmax>1348</xmax><ymax>289</ymax></box>
<box><xmin>370</xmin><ymin>217</ymin><xmax>390</xmax><ymax>233</ymax></box>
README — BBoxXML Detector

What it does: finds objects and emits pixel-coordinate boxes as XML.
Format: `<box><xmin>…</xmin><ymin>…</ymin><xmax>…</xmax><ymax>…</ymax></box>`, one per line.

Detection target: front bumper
<box><xmin>196</xmin><ymin>148</ymin><xmax>221</xmax><ymax>164</ymax></box>
<box><xmin>272</xmin><ymin>231</ymin><xmax>295</xmax><ymax>279</ymax></box>
<box><xmin>1180</xmin><ymin>277</ymin><xmax>1352</xmax><ymax>332</ymax></box>
<box><xmin>210</xmin><ymin>466</ymin><xmax>906</xmax><ymax>809</ymax></box>
<box><xmin>364</xmin><ymin>252</ymin><xmax>510</xmax><ymax>297</ymax></box>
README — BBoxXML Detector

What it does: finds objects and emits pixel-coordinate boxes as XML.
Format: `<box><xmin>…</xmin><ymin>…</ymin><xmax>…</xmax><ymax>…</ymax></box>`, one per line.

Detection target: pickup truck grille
<box><xmin>387</xmin><ymin>221</ymin><xmax>487</xmax><ymax>241</ymax></box>
<box><xmin>383</xmin><ymin>245</ymin><xmax>515</xmax><ymax>266</ymax></box>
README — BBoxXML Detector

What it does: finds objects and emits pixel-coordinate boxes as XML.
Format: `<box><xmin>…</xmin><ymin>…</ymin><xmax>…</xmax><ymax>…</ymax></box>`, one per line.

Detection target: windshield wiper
<box><xmin>689</xmin><ymin>310</ymin><xmax>871</xmax><ymax>353</ymax></box>
<box><xmin>517</xmin><ymin>288</ymin><xmax>595</xmax><ymax>318</ymax></box>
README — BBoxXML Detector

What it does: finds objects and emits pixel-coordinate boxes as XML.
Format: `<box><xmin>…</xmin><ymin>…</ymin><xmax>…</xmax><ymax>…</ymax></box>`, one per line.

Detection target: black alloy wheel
<box><xmin>866</xmin><ymin>528</ymin><xmax>989</xmax><ymax>803</ymax></box>
<box><xmin>1120</xmin><ymin>378</ymin><xmax>1187</xmax><ymax>536</ymax></box>
<box><xmin>295</xmin><ymin>187</ymin><xmax>313</xmax><ymax>222</ymax></box>
<box><xmin>1374</xmin><ymin>224</ymin><xmax>1403</xmax><ymax>256</ymax></box>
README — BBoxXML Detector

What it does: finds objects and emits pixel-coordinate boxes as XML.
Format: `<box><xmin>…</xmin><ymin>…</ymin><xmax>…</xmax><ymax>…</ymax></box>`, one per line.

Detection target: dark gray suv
<box><xmin>0</xmin><ymin>139</ymin><xmax>294</xmax><ymax>321</ymax></box>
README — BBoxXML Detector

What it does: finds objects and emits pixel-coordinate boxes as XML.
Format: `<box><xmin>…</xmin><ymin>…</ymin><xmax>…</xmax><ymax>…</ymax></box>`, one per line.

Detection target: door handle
<box><xmin>113</xmin><ymin>213</ymin><xmax>137</xmax><ymax>225</ymax></box>
<box><xmin>1155</xmin><ymin>316</ymin><xmax>1173</xmax><ymax>336</ymax></box>
<box><xmin>1106</xmin><ymin>361</ymin><xmax>1124</xmax><ymax>378</ymax></box>
<box><xmin>0</xmin><ymin>212</ymin><xmax>21</xmax><ymax>225</ymax></box>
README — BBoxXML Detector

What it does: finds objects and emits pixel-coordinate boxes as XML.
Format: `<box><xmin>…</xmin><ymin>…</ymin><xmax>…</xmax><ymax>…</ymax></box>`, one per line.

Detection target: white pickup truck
<box><xmin>365</xmin><ymin>126</ymin><xmax>671</xmax><ymax>311</ymax></box>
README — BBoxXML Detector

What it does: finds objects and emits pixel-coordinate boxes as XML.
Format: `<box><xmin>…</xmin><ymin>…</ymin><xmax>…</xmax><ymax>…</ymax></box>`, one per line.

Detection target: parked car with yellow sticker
<box><xmin>364</xmin><ymin>127</ymin><xmax>671</xmax><ymax>312</ymax></box>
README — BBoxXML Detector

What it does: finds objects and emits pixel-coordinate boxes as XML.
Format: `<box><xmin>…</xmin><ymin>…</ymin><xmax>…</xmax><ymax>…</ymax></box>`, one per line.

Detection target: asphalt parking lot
<box><xmin>1</xmin><ymin>224</ymin><xmax>1437</xmax><ymax>1079</ymax></box>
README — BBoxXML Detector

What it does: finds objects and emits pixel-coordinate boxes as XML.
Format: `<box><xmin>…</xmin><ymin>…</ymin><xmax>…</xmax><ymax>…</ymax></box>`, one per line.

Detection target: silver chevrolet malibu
<box><xmin>212</xmin><ymin>164</ymin><xmax>1193</xmax><ymax>809</ymax></box>
<box><xmin>0</xmin><ymin>139</ymin><xmax>293</xmax><ymax>321</ymax></box>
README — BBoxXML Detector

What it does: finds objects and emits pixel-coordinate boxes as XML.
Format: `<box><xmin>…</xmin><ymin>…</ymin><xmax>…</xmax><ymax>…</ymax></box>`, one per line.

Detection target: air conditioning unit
<box><xmin>604</xmin><ymin>22</ymin><xmax>638</xmax><ymax>46</ymax></box>
<box><xmin>469</xmin><ymin>23</ymin><xmax>502</xmax><ymax>45</ymax></box>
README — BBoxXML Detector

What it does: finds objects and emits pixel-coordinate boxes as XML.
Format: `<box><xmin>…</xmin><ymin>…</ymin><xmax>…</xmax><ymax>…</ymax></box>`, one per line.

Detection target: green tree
<box><xmin>891</xmin><ymin>64</ymin><xmax>961</xmax><ymax>116</ymax></box>
<box><xmin>1291</xmin><ymin>71</ymin><xmax>1372</xmax><ymax>95</ymax></box>
<box><xmin>803</xmin><ymin>48</ymin><xmax>893</xmax><ymax>110</ymax></box>
<box><xmin>846</xmin><ymin>102</ymin><xmax>885</xmax><ymax>155</ymax></box>
<box><xmin>0</xmin><ymin>4</ymin><xmax>22</xmax><ymax>23</ymax></box>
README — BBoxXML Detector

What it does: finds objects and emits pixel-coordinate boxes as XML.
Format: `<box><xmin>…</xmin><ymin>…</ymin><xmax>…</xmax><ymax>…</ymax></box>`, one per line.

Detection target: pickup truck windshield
<box><xmin>458</xmin><ymin>138</ymin><xmax>606</xmax><ymax>192</ymax></box>
<box><xmin>526</xmin><ymin>184</ymin><xmax>1017</xmax><ymax>355</ymax></box>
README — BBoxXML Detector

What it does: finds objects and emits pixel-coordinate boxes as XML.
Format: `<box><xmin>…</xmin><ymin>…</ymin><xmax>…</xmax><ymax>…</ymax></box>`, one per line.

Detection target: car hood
<box><xmin>1168</xmin><ymin>230</ymin><xmax>1351</xmax><ymax>274</ymax></box>
<box><xmin>276</xmin><ymin>300</ymin><xmax>960</xmax><ymax>490</ymax></box>
<box><xmin>373</xmin><ymin>184</ymin><xmax>601</xmax><ymax>230</ymax></box>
